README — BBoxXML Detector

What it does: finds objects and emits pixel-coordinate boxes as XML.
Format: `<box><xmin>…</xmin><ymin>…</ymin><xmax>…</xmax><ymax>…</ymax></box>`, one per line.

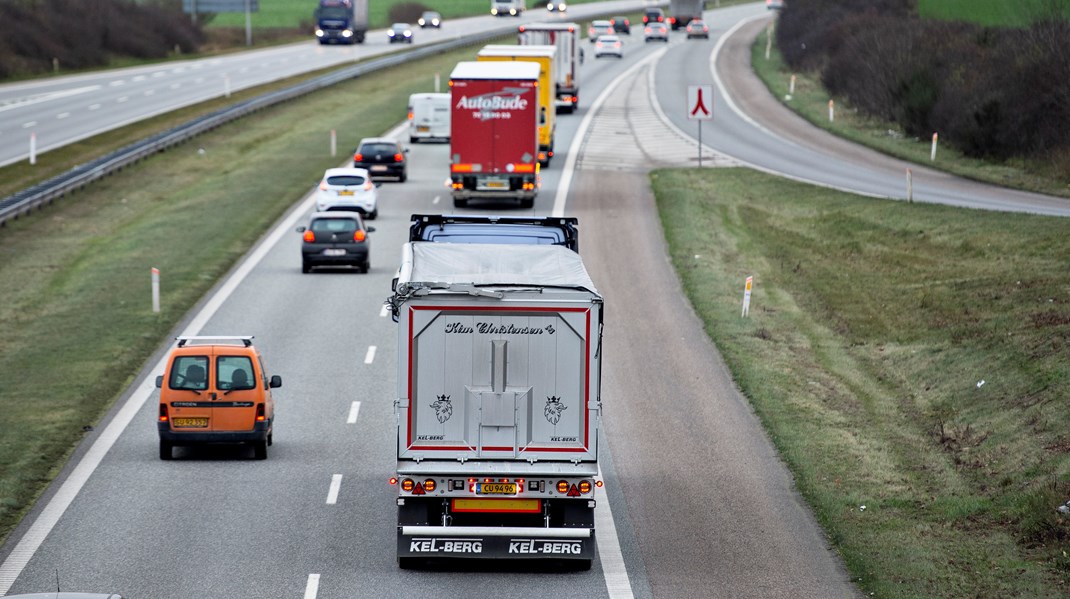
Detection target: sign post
<box><xmin>687</xmin><ymin>85</ymin><xmax>713</xmax><ymax>167</ymax></box>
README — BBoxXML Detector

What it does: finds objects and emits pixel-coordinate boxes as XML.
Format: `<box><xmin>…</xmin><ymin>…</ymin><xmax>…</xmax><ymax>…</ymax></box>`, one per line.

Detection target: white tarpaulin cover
<box><xmin>402</xmin><ymin>242</ymin><xmax>598</xmax><ymax>293</ymax></box>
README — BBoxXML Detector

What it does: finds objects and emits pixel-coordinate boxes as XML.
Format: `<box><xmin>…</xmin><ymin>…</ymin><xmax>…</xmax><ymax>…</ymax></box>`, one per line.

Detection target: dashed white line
<box><xmin>364</xmin><ymin>346</ymin><xmax>376</xmax><ymax>364</ymax></box>
<box><xmin>117</xmin><ymin>96</ymin><xmax>129</xmax><ymax>103</ymax></box>
<box><xmin>144</xmin><ymin>90</ymin><xmax>155</xmax><ymax>97</ymax></box>
<box><xmin>56</xmin><ymin>112</ymin><xmax>69</xmax><ymax>120</ymax></box>
<box><xmin>170</xmin><ymin>83</ymin><xmax>181</xmax><ymax>90</ymax></box>
<box><xmin>304</xmin><ymin>573</ymin><xmax>320</xmax><ymax>599</ymax></box>
<box><xmin>432</xmin><ymin>195</ymin><xmax>440</xmax><ymax>204</ymax></box>
<box><xmin>22</xmin><ymin>121</ymin><xmax>36</xmax><ymax>129</ymax></box>
<box><xmin>152</xmin><ymin>71</ymin><xmax>165</xmax><ymax>78</ymax></box>
<box><xmin>326</xmin><ymin>474</ymin><xmax>343</xmax><ymax>505</ymax></box>
<box><xmin>88</xmin><ymin>104</ymin><xmax>101</xmax><ymax>111</ymax></box>
<box><xmin>347</xmin><ymin>401</ymin><xmax>361</xmax><ymax>424</ymax></box>
<box><xmin>109</xmin><ymin>80</ymin><xmax>124</xmax><ymax>86</ymax></box>
<box><xmin>133</xmin><ymin>75</ymin><xmax>146</xmax><ymax>82</ymax></box>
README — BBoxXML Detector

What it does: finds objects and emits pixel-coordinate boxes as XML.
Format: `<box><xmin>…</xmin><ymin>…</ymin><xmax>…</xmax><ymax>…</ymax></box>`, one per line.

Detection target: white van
<box><xmin>407</xmin><ymin>93</ymin><xmax>450</xmax><ymax>143</ymax></box>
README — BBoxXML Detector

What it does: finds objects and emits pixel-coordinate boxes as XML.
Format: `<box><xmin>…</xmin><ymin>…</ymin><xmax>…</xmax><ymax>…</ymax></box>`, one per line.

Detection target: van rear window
<box><xmin>170</xmin><ymin>356</ymin><xmax>208</xmax><ymax>391</ymax></box>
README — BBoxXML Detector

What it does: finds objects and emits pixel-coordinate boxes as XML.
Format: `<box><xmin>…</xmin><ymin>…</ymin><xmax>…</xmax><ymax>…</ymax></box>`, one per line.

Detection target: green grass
<box><xmin>918</xmin><ymin>0</ymin><xmax>1070</xmax><ymax>27</ymax></box>
<box><xmin>653</xmin><ymin>167</ymin><xmax>1070</xmax><ymax>598</ymax></box>
<box><xmin>0</xmin><ymin>40</ymin><xmax>488</xmax><ymax>548</ymax></box>
<box><xmin>750</xmin><ymin>26</ymin><xmax>1070</xmax><ymax>198</ymax></box>
<box><xmin>207</xmin><ymin>0</ymin><xmax>608</xmax><ymax>29</ymax></box>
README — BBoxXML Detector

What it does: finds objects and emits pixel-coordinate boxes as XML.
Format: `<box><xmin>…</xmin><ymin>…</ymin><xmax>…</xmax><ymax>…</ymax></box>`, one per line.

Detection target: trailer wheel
<box><xmin>520</xmin><ymin>197</ymin><xmax>534</xmax><ymax>209</ymax></box>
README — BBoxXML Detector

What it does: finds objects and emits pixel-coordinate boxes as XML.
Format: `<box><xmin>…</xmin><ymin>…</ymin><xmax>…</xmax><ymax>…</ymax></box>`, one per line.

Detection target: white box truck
<box><xmin>387</xmin><ymin>242</ymin><xmax>603</xmax><ymax>567</ymax></box>
<box><xmin>669</xmin><ymin>0</ymin><xmax>704</xmax><ymax>30</ymax></box>
<box><xmin>408</xmin><ymin>93</ymin><xmax>450</xmax><ymax>143</ymax></box>
<box><xmin>518</xmin><ymin>22</ymin><xmax>582</xmax><ymax>113</ymax></box>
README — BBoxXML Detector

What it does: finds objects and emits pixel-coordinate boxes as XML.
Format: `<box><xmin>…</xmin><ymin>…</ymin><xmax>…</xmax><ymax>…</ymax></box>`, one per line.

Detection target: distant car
<box><xmin>546</xmin><ymin>1</ymin><xmax>567</xmax><ymax>11</ymax></box>
<box><xmin>156</xmin><ymin>336</ymin><xmax>282</xmax><ymax>460</ymax></box>
<box><xmin>353</xmin><ymin>137</ymin><xmax>408</xmax><ymax>181</ymax></box>
<box><xmin>315</xmin><ymin>167</ymin><xmax>379</xmax><ymax>219</ymax></box>
<box><xmin>767</xmin><ymin>0</ymin><xmax>784</xmax><ymax>9</ymax></box>
<box><xmin>388</xmin><ymin>22</ymin><xmax>413</xmax><ymax>43</ymax></box>
<box><xmin>642</xmin><ymin>7</ymin><xmax>665</xmax><ymax>24</ymax></box>
<box><xmin>296</xmin><ymin>211</ymin><xmax>375</xmax><ymax>273</ymax></box>
<box><xmin>609</xmin><ymin>15</ymin><xmax>630</xmax><ymax>34</ymax></box>
<box><xmin>588</xmin><ymin>20</ymin><xmax>613</xmax><ymax>42</ymax></box>
<box><xmin>686</xmin><ymin>19</ymin><xmax>710</xmax><ymax>39</ymax></box>
<box><xmin>417</xmin><ymin>11</ymin><xmax>441</xmax><ymax>28</ymax></box>
<box><xmin>594</xmin><ymin>34</ymin><xmax>623</xmax><ymax>58</ymax></box>
<box><xmin>644</xmin><ymin>22</ymin><xmax>669</xmax><ymax>42</ymax></box>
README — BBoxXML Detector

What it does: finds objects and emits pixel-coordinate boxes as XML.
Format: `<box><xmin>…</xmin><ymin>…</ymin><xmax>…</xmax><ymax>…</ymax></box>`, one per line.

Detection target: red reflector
<box><xmin>413</xmin><ymin>483</ymin><xmax>426</xmax><ymax>495</ymax></box>
<box><xmin>567</xmin><ymin>484</ymin><xmax>581</xmax><ymax>497</ymax></box>
<box><xmin>514</xmin><ymin>164</ymin><xmax>535</xmax><ymax>173</ymax></box>
<box><xmin>452</xmin><ymin>164</ymin><xmax>473</xmax><ymax>173</ymax></box>
<box><xmin>303</xmin><ymin>230</ymin><xmax>315</xmax><ymax>243</ymax></box>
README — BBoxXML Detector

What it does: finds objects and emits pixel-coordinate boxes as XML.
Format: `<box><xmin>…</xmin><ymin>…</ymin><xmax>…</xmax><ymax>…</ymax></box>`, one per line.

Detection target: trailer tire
<box><xmin>520</xmin><ymin>197</ymin><xmax>534</xmax><ymax>209</ymax></box>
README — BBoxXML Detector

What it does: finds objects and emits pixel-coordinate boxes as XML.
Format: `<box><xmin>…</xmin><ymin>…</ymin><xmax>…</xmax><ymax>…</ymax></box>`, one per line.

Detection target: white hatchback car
<box><xmin>594</xmin><ymin>34</ymin><xmax>623</xmax><ymax>58</ymax></box>
<box><xmin>315</xmin><ymin>167</ymin><xmax>379</xmax><ymax>219</ymax></box>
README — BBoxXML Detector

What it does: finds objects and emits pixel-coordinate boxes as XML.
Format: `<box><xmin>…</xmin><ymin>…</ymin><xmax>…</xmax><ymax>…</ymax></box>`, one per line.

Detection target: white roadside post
<box><xmin>931</xmin><ymin>132</ymin><xmax>938</xmax><ymax>161</ymax></box>
<box><xmin>687</xmin><ymin>85</ymin><xmax>713</xmax><ymax>167</ymax></box>
<box><xmin>828</xmin><ymin>99</ymin><xmax>835</xmax><ymax>122</ymax></box>
<box><xmin>151</xmin><ymin>268</ymin><xmax>160</xmax><ymax>313</ymax></box>
<box><xmin>330</xmin><ymin>129</ymin><xmax>337</xmax><ymax>157</ymax></box>
<box><xmin>906</xmin><ymin>168</ymin><xmax>913</xmax><ymax>203</ymax></box>
<box><xmin>434</xmin><ymin>73</ymin><xmax>441</xmax><ymax>93</ymax></box>
<box><xmin>29</xmin><ymin>132</ymin><xmax>36</xmax><ymax>165</ymax></box>
<box><xmin>742</xmin><ymin>276</ymin><xmax>753</xmax><ymax>317</ymax></box>
<box><xmin>789</xmin><ymin>74</ymin><xmax>796</xmax><ymax>95</ymax></box>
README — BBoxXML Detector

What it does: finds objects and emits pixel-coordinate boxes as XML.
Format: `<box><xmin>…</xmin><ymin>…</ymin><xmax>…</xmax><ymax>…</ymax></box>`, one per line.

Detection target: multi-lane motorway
<box><xmin>2</xmin><ymin>1</ymin><xmax>1068</xmax><ymax>598</ymax></box>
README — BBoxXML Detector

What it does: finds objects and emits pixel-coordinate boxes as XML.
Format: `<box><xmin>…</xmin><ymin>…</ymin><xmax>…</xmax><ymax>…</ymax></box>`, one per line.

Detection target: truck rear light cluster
<box><xmin>522</xmin><ymin>182</ymin><xmax>536</xmax><ymax>191</ymax></box>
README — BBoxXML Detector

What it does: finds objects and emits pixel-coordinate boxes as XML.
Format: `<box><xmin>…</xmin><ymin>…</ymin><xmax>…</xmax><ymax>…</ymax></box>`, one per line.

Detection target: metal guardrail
<box><xmin>0</xmin><ymin>25</ymin><xmax>520</xmax><ymax>227</ymax></box>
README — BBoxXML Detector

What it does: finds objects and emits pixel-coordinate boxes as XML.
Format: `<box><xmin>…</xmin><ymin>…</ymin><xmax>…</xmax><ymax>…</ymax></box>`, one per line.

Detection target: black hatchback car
<box><xmin>353</xmin><ymin>137</ymin><xmax>408</xmax><ymax>182</ymax></box>
<box><xmin>296</xmin><ymin>211</ymin><xmax>374</xmax><ymax>273</ymax></box>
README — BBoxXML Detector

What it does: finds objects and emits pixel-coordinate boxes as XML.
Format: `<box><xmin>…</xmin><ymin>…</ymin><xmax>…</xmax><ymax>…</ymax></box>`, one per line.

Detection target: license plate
<box><xmin>323</xmin><ymin>248</ymin><xmax>346</xmax><ymax>256</ymax></box>
<box><xmin>371</xmin><ymin>165</ymin><xmax>388</xmax><ymax>172</ymax></box>
<box><xmin>338</xmin><ymin>190</ymin><xmax>354</xmax><ymax>196</ymax></box>
<box><xmin>172</xmin><ymin>417</ymin><xmax>208</xmax><ymax>428</ymax></box>
<box><xmin>476</xmin><ymin>482</ymin><xmax>517</xmax><ymax>495</ymax></box>
<box><xmin>417</xmin><ymin>126</ymin><xmax>430</xmax><ymax>132</ymax></box>
<box><xmin>452</xmin><ymin>498</ymin><xmax>540</xmax><ymax>513</ymax></box>
<box><xmin>485</xmin><ymin>180</ymin><xmax>508</xmax><ymax>189</ymax></box>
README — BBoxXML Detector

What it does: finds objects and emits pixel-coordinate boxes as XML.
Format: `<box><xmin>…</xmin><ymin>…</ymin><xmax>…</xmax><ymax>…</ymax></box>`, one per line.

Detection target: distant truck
<box><xmin>517</xmin><ymin>22</ymin><xmax>582</xmax><ymax>113</ymax></box>
<box><xmin>477</xmin><ymin>45</ymin><xmax>557</xmax><ymax>167</ymax></box>
<box><xmin>408</xmin><ymin>93</ymin><xmax>451</xmax><ymax>143</ymax></box>
<box><xmin>491</xmin><ymin>0</ymin><xmax>525</xmax><ymax>17</ymax></box>
<box><xmin>668</xmin><ymin>0</ymin><xmax>704</xmax><ymax>30</ymax></box>
<box><xmin>314</xmin><ymin>0</ymin><xmax>368</xmax><ymax>44</ymax></box>
<box><xmin>448</xmin><ymin>61</ymin><xmax>541</xmax><ymax>209</ymax></box>
<box><xmin>387</xmin><ymin>241</ymin><xmax>603</xmax><ymax>568</ymax></box>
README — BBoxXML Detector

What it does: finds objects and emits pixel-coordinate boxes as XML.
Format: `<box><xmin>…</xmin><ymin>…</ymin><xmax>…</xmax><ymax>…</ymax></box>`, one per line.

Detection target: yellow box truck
<box><xmin>477</xmin><ymin>45</ymin><xmax>557</xmax><ymax>167</ymax></box>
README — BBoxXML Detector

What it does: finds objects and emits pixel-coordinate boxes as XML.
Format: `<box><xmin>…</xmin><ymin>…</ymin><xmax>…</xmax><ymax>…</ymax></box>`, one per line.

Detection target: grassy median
<box><xmin>653</xmin><ymin>167</ymin><xmax>1070</xmax><ymax>598</ymax></box>
<box><xmin>0</xmin><ymin>42</ymin><xmax>481</xmax><ymax>546</ymax></box>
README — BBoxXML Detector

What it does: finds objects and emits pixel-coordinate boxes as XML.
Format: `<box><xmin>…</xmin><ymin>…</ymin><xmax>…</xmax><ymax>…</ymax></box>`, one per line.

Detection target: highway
<box><xmin>3</xmin><ymin>1</ymin><xmax>1068</xmax><ymax>598</ymax></box>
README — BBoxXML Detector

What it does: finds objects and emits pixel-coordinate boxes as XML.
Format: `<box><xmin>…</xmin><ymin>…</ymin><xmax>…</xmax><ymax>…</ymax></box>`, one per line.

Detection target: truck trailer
<box><xmin>314</xmin><ymin>0</ymin><xmax>368</xmax><ymax>44</ymax></box>
<box><xmin>477</xmin><ymin>45</ymin><xmax>557</xmax><ymax>167</ymax></box>
<box><xmin>448</xmin><ymin>61</ymin><xmax>541</xmax><ymax>209</ymax></box>
<box><xmin>668</xmin><ymin>0</ymin><xmax>704</xmax><ymax>30</ymax></box>
<box><xmin>517</xmin><ymin>22</ymin><xmax>582</xmax><ymax>113</ymax></box>
<box><xmin>387</xmin><ymin>241</ymin><xmax>603</xmax><ymax>567</ymax></box>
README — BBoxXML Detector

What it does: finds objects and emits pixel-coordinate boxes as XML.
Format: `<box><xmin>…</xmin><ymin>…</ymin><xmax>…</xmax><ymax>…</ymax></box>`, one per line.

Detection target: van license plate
<box><xmin>323</xmin><ymin>249</ymin><xmax>346</xmax><ymax>256</ymax></box>
<box><xmin>173</xmin><ymin>417</ymin><xmax>208</xmax><ymax>428</ymax></box>
<box><xmin>417</xmin><ymin>126</ymin><xmax>430</xmax><ymax>132</ymax></box>
<box><xmin>476</xmin><ymin>482</ymin><xmax>517</xmax><ymax>495</ymax></box>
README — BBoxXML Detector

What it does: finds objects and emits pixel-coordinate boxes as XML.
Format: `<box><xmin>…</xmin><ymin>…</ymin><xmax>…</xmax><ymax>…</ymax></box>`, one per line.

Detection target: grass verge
<box><xmin>749</xmin><ymin>25</ymin><xmax>1070</xmax><ymax>199</ymax></box>
<box><xmin>0</xmin><ymin>41</ymin><xmax>486</xmax><ymax>548</ymax></box>
<box><xmin>653</xmin><ymin>167</ymin><xmax>1070</xmax><ymax>598</ymax></box>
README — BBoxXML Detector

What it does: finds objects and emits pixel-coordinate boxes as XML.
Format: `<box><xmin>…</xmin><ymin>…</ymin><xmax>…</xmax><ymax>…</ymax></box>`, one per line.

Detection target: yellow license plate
<box><xmin>417</xmin><ymin>126</ymin><xmax>430</xmax><ymax>132</ymax></box>
<box><xmin>173</xmin><ymin>417</ymin><xmax>208</xmax><ymax>428</ymax></box>
<box><xmin>485</xmin><ymin>180</ymin><xmax>507</xmax><ymax>189</ymax></box>
<box><xmin>338</xmin><ymin>190</ymin><xmax>355</xmax><ymax>196</ymax></box>
<box><xmin>476</xmin><ymin>482</ymin><xmax>517</xmax><ymax>495</ymax></box>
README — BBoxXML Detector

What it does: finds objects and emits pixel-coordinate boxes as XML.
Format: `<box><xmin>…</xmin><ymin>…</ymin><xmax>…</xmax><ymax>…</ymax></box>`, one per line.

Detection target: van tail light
<box><xmin>319</xmin><ymin>181</ymin><xmax>328</xmax><ymax>190</ymax></box>
<box><xmin>353</xmin><ymin>230</ymin><xmax>366</xmax><ymax>242</ymax></box>
<box><xmin>303</xmin><ymin>230</ymin><xmax>315</xmax><ymax>243</ymax></box>
<box><xmin>255</xmin><ymin>403</ymin><xmax>266</xmax><ymax>422</ymax></box>
<box><xmin>407</xmin><ymin>110</ymin><xmax>414</xmax><ymax>120</ymax></box>
<box><xmin>363</xmin><ymin>181</ymin><xmax>373</xmax><ymax>191</ymax></box>
<box><xmin>394</xmin><ymin>153</ymin><xmax>404</xmax><ymax>161</ymax></box>
<box><xmin>159</xmin><ymin>403</ymin><xmax>169</xmax><ymax>423</ymax></box>
<box><xmin>353</xmin><ymin>153</ymin><xmax>363</xmax><ymax>162</ymax></box>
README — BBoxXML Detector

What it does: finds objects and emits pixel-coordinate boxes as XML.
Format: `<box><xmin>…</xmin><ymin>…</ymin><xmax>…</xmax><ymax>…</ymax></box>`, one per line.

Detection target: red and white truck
<box><xmin>517</xmin><ymin>22</ymin><xmax>582</xmax><ymax>113</ymax></box>
<box><xmin>448</xmin><ymin>61</ymin><xmax>541</xmax><ymax>209</ymax></box>
<box><xmin>387</xmin><ymin>241</ymin><xmax>603</xmax><ymax>567</ymax></box>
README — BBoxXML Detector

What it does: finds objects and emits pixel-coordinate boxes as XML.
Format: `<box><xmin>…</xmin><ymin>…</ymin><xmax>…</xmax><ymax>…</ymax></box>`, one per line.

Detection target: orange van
<box><xmin>155</xmin><ymin>336</ymin><xmax>282</xmax><ymax>460</ymax></box>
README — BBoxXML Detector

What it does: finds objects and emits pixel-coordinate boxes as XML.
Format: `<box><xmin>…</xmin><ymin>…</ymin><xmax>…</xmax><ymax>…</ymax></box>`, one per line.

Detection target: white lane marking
<box><xmin>0</xmin><ymin>175</ymin><xmax>321</xmax><ymax>596</ymax></box>
<box><xmin>379</xmin><ymin>304</ymin><xmax>389</xmax><ymax>318</ymax></box>
<box><xmin>117</xmin><ymin>96</ymin><xmax>128</xmax><ymax>103</ymax></box>
<box><xmin>133</xmin><ymin>75</ymin><xmax>146</xmax><ymax>82</ymax></box>
<box><xmin>195</xmin><ymin>77</ymin><xmax>205</xmax><ymax>84</ymax></box>
<box><xmin>170</xmin><ymin>83</ymin><xmax>181</xmax><ymax>90</ymax></box>
<box><xmin>304</xmin><ymin>573</ymin><xmax>320</xmax><ymax>599</ymax></box>
<box><xmin>552</xmin><ymin>46</ymin><xmax>669</xmax><ymax>217</ymax></box>
<box><xmin>597</xmin><ymin>465</ymin><xmax>634</xmax><ymax>599</ymax></box>
<box><xmin>432</xmin><ymin>195</ymin><xmax>440</xmax><ymax>204</ymax></box>
<box><xmin>21</xmin><ymin>121</ymin><xmax>36</xmax><ymax>129</ymax></box>
<box><xmin>152</xmin><ymin>71</ymin><xmax>165</xmax><ymax>78</ymax></box>
<box><xmin>347</xmin><ymin>401</ymin><xmax>361</xmax><ymax>424</ymax></box>
<box><xmin>0</xmin><ymin>85</ymin><xmax>102</xmax><ymax>114</ymax></box>
<box><xmin>364</xmin><ymin>346</ymin><xmax>377</xmax><ymax>364</ymax></box>
<box><xmin>326</xmin><ymin>474</ymin><xmax>343</xmax><ymax>505</ymax></box>
<box><xmin>144</xmin><ymin>90</ymin><xmax>155</xmax><ymax>97</ymax></box>
<box><xmin>88</xmin><ymin>104</ymin><xmax>101</xmax><ymax>111</ymax></box>
<box><xmin>109</xmin><ymin>80</ymin><xmax>124</xmax><ymax>86</ymax></box>
<box><xmin>56</xmin><ymin>112</ymin><xmax>70</xmax><ymax>120</ymax></box>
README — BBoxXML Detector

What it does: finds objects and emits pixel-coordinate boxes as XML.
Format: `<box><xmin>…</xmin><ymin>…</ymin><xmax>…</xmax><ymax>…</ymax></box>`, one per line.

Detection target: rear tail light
<box><xmin>407</xmin><ymin>111</ymin><xmax>414</xmax><ymax>120</ymax></box>
<box><xmin>557</xmin><ymin>480</ymin><xmax>569</xmax><ymax>494</ymax></box>
<box><xmin>363</xmin><ymin>181</ymin><xmax>373</xmax><ymax>191</ymax></box>
<box><xmin>319</xmin><ymin>181</ymin><xmax>328</xmax><ymax>191</ymax></box>
<box><xmin>303</xmin><ymin>230</ymin><xmax>315</xmax><ymax>243</ymax></box>
<box><xmin>255</xmin><ymin>403</ymin><xmax>266</xmax><ymax>422</ymax></box>
<box><xmin>353</xmin><ymin>230</ymin><xmax>366</xmax><ymax>242</ymax></box>
<box><xmin>159</xmin><ymin>403</ymin><xmax>169</xmax><ymax>423</ymax></box>
<box><xmin>353</xmin><ymin>153</ymin><xmax>363</xmax><ymax>162</ymax></box>
<box><xmin>578</xmin><ymin>480</ymin><xmax>592</xmax><ymax>494</ymax></box>
<box><xmin>401</xmin><ymin>478</ymin><xmax>415</xmax><ymax>492</ymax></box>
<box><xmin>424</xmin><ymin>479</ymin><xmax>437</xmax><ymax>492</ymax></box>
<box><xmin>394</xmin><ymin>153</ymin><xmax>403</xmax><ymax>161</ymax></box>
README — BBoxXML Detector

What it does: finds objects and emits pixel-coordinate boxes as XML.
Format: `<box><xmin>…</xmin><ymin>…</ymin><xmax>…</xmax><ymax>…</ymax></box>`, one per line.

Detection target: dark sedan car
<box><xmin>353</xmin><ymin>137</ymin><xmax>408</xmax><ymax>182</ymax></box>
<box><xmin>296</xmin><ymin>211</ymin><xmax>374</xmax><ymax>273</ymax></box>
<box><xmin>609</xmin><ymin>15</ymin><xmax>630</xmax><ymax>34</ymax></box>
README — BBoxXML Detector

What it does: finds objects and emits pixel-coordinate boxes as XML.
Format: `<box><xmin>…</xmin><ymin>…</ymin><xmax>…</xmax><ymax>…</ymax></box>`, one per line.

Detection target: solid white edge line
<box><xmin>347</xmin><ymin>401</ymin><xmax>361</xmax><ymax>424</ymax></box>
<box><xmin>326</xmin><ymin>474</ymin><xmax>343</xmax><ymax>505</ymax></box>
<box><xmin>304</xmin><ymin>573</ymin><xmax>320</xmax><ymax>599</ymax></box>
<box><xmin>552</xmin><ymin>46</ymin><xmax>670</xmax><ymax>218</ymax></box>
<box><xmin>597</xmin><ymin>465</ymin><xmax>634</xmax><ymax>599</ymax></box>
<box><xmin>364</xmin><ymin>346</ymin><xmax>376</xmax><ymax>364</ymax></box>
